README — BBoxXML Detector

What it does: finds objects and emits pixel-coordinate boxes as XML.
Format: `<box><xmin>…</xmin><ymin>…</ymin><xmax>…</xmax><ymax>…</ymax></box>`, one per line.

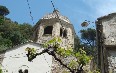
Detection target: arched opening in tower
<box><xmin>60</xmin><ymin>28</ymin><xmax>63</xmax><ymax>36</ymax></box>
<box><xmin>60</xmin><ymin>28</ymin><xmax>67</xmax><ymax>38</ymax></box>
<box><xmin>63</xmin><ymin>29</ymin><xmax>67</xmax><ymax>38</ymax></box>
<box><xmin>44</xmin><ymin>26</ymin><xmax>53</xmax><ymax>35</ymax></box>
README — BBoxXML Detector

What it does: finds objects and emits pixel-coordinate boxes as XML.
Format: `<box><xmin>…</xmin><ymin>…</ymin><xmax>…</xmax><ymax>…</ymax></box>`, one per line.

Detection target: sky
<box><xmin>0</xmin><ymin>0</ymin><xmax>116</xmax><ymax>35</ymax></box>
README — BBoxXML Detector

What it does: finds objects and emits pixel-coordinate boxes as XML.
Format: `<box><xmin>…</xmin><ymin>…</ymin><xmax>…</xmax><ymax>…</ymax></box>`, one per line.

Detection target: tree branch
<box><xmin>27</xmin><ymin>49</ymin><xmax>49</xmax><ymax>61</ymax></box>
<box><xmin>46</xmin><ymin>51</ymin><xmax>75</xmax><ymax>73</ymax></box>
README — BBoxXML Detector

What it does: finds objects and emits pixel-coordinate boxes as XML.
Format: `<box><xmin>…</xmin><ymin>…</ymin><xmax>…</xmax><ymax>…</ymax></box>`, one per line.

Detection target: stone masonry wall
<box><xmin>35</xmin><ymin>20</ymin><xmax>74</xmax><ymax>49</ymax></box>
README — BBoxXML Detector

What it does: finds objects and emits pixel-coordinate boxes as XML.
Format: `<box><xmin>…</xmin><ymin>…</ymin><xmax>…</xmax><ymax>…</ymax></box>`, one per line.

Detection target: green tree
<box><xmin>0</xmin><ymin>66</ymin><xmax>2</xmax><ymax>73</ymax></box>
<box><xmin>0</xmin><ymin>5</ymin><xmax>9</xmax><ymax>16</ymax></box>
<box><xmin>80</xmin><ymin>28</ymin><xmax>96</xmax><ymax>47</ymax></box>
<box><xmin>19</xmin><ymin>23</ymin><xmax>33</xmax><ymax>40</ymax></box>
<box><xmin>0</xmin><ymin>35</ymin><xmax>11</xmax><ymax>51</ymax></box>
<box><xmin>0</xmin><ymin>5</ymin><xmax>33</xmax><ymax>51</ymax></box>
<box><xmin>0</xmin><ymin>17</ymin><xmax>33</xmax><ymax>51</ymax></box>
<box><xmin>74</xmin><ymin>35</ymin><xmax>80</xmax><ymax>51</ymax></box>
<box><xmin>80</xmin><ymin>28</ymin><xmax>97</xmax><ymax>66</ymax></box>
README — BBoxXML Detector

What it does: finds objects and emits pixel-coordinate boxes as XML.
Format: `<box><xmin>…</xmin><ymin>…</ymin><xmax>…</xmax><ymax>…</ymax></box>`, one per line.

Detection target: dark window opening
<box><xmin>63</xmin><ymin>29</ymin><xmax>67</xmax><ymax>37</ymax></box>
<box><xmin>24</xmin><ymin>69</ymin><xmax>28</xmax><ymax>73</ymax></box>
<box><xmin>44</xmin><ymin>26</ymin><xmax>53</xmax><ymax>35</ymax></box>
<box><xmin>18</xmin><ymin>69</ymin><xmax>28</xmax><ymax>73</ymax></box>
<box><xmin>19</xmin><ymin>69</ymin><xmax>23</xmax><ymax>73</ymax></box>
<box><xmin>60</xmin><ymin>28</ymin><xmax>67</xmax><ymax>38</ymax></box>
<box><xmin>60</xmin><ymin>28</ymin><xmax>63</xmax><ymax>36</ymax></box>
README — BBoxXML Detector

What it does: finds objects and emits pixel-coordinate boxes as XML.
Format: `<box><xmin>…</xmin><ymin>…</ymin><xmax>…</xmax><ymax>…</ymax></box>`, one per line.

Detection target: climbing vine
<box><xmin>25</xmin><ymin>37</ymin><xmax>98</xmax><ymax>73</ymax></box>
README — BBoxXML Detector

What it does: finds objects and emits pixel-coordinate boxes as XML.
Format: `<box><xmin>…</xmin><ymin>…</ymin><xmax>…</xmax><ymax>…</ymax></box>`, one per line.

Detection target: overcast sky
<box><xmin>1</xmin><ymin>0</ymin><xmax>116</xmax><ymax>35</ymax></box>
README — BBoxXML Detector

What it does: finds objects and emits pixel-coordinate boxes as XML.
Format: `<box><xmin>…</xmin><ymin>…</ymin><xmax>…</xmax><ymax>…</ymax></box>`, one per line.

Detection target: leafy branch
<box><xmin>25</xmin><ymin>37</ymin><xmax>92</xmax><ymax>73</ymax></box>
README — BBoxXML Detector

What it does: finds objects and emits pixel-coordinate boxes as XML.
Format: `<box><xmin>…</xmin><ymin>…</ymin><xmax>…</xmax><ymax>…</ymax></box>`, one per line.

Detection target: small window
<box><xmin>63</xmin><ymin>29</ymin><xmax>67</xmax><ymax>38</ymax></box>
<box><xmin>60</xmin><ymin>28</ymin><xmax>67</xmax><ymax>38</ymax></box>
<box><xmin>44</xmin><ymin>26</ymin><xmax>53</xmax><ymax>35</ymax></box>
<box><xmin>18</xmin><ymin>69</ymin><xmax>23</xmax><ymax>73</ymax></box>
<box><xmin>24</xmin><ymin>69</ymin><xmax>28</xmax><ymax>73</ymax></box>
<box><xmin>60</xmin><ymin>28</ymin><xmax>63</xmax><ymax>36</ymax></box>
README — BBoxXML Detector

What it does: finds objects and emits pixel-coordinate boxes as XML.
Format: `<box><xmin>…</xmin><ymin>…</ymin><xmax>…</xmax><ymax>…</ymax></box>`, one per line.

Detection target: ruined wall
<box><xmin>97</xmin><ymin>13</ymin><xmax>116</xmax><ymax>73</ymax></box>
<box><xmin>102</xmin><ymin>17</ymin><xmax>116</xmax><ymax>45</ymax></box>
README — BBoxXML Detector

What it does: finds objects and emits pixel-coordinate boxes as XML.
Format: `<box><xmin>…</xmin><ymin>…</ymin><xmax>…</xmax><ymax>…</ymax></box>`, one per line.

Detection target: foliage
<box><xmin>0</xmin><ymin>66</ymin><xmax>2</xmax><ymax>73</ymax></box>
<box><xmin>75</xmin><ymin>48</ymin><xmax>92</xmax><ymax>66</ymax></box>
<box><xmin>0</xmin><ymin>6</ymin><xmax>33</xmax><ymax>52</ymax></box>
<box><xmin>0</xmin><ymin>16</ymin><xmax>4</xmax><ymax>24</ymax></box>
<box><xmin>74</xmin><ymin>35</ymin><xmax>80</xmax><ymax>51</ymax></box>
<box><xmin>44</xmin><ymin>37</ymin><xmax>92</xmax><ymax>72</ymax></box>
<box><xmin>68</xmin><ymin>60</ymin><xmax>78</xmax><ymax>69</ymax></box>
<box><xmin>26</xmin><ymin>37</ymin><xmax>92</xmax><ymax>73</ymax></box>
<box><xmin>0</xmin><ymin>5</ymin><xmax>9</xmax><ymax>16</ymax></box>
<box><xmin>25</xmin><ymin>47</ymin><xmax>37</xmax><ymax>54</ymax></box>
<box><xmin>80</xmin><ymin>28</ymin><xmax>96</xmax><ymax>46</ymax></box>
<box><xmin>0</xmin><ymin>18</ymin><xmax>33</xmax><ymax>51</ymax></box>
<box><xmin>79</xmin><ymin>28</ymin><xmax>97</xmax><ymax>57</ymax></box>
<box><xmin>89</xmin><ymin>70</ymin><xmax>100</xmax><ymax>73</ymax></box>
<box><xmin>43</xmin><ymin>37</ymin><xmax>61</xmax><ymax>48</ymax></box>
<box><xmin>25</xmin><ymin>47</ymin><xmax>37</xmax><ymax>60</ymax></box>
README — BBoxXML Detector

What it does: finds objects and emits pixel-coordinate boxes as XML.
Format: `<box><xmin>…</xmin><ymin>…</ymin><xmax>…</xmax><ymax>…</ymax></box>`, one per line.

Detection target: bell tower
<box><xmin>33</xmin><ymin>9</ymin><xmax>75</xmax><ymax>48</ymax></box>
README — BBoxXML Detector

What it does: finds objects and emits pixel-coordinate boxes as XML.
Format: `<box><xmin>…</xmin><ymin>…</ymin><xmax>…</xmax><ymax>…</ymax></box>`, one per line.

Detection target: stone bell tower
<box><xmin>33</xmin><ymin>9</ymin><xmax>75</xmax><ymax>48</ymax></box>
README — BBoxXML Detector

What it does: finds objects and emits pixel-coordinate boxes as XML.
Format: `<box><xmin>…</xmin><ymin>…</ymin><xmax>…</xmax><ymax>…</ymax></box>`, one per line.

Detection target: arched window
<box><xmin>44</xmin><ymin>26</ymin><xmax>53</xmax><ymax>35</ymax></box>
<box><xmin>63</xmin><ymin>29</ymin><xmax>67</xmax><ymax>38</ymax></box>
<box><xmin>24</xmin><ymin>69</ymin><xmax>28</xmax><ymax>73</ymax></box>
<box><xmin>18</xmin><ymin>69</ymin><xmax>23</xmax><ymax>73</ymax></box>
<box><xmin>60</xmin><ymin>28</ymin><xmax>67</xmax><ymax>38</ymax></box>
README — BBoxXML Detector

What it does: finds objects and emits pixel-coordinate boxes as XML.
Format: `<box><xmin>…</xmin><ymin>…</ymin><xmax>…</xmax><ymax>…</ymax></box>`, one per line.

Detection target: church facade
<box><xmin>0</xmin><ymin>10</ymin><xmax>75</xmax><ymax>73</ymax></box>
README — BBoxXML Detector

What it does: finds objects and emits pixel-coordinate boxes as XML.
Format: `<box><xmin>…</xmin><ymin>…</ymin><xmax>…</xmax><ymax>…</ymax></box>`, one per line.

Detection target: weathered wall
<box><xmin>96</xmin><ymin>13</ymin><xmax>116</xmax><ymax>73</ymax></box>
<box><xmin>102</xmin><ymin>17</ymin><xmax>116</xmax><ymax>45</ymax></box>
<box><xmin>107</xmin><ymin>48</ymin><xmax>116</xmax><ymax>73</ymax></box>
<box><xmin>35</xmin><ymin>19</ymin><xmax>74</xmax><ymax>49</ymax></box>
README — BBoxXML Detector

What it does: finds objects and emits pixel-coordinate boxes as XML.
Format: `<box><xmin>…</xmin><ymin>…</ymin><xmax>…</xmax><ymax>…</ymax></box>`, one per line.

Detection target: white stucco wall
<box><xmin>1</xmin><ymin>43</ymin><xmax>52</xmax><ymax>73</ymax></box>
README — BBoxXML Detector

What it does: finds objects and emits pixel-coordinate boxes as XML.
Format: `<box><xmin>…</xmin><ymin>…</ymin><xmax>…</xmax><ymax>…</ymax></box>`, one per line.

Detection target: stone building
<box><xmin>33</xmin><ymin>9</ymin><xmax>75</xmax><ymax>48</ymax></box>
<box><xmin>33</xmin><ymin>9</ymin><xmax>75</xmax><ymax>73</ymax></box>
<box><xmin>0</xmin><ymin>9</ymin><xmax>75</xmax><ymax>73</ymax></box>
<box><xmin>96</xmin><ymin>13</ymin><xmax>116</xmax><ymax>73</ymax></box>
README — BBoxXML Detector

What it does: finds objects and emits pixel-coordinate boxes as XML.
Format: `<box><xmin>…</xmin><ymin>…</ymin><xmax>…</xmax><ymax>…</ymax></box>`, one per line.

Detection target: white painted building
<box><xmin>0</xmin><ymin>42</ymin><xmax>52</xmax><ymax>73</ymax></box>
